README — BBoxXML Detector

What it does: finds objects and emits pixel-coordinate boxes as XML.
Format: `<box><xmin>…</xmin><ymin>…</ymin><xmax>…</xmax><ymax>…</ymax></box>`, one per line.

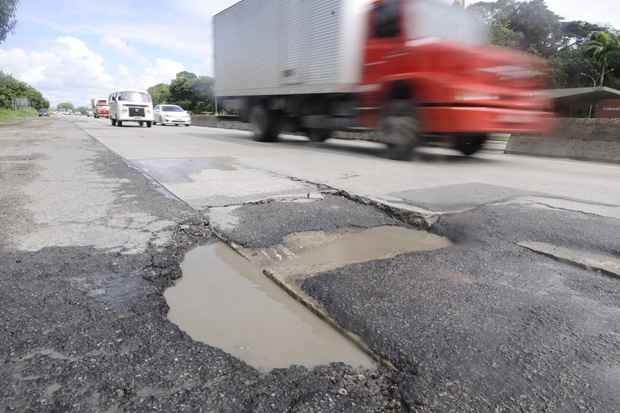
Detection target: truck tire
<box><xmin>379</xmin><ymin>100</ymin><xmax>419</xmax><ymax>161</ymax></box>
<box><xmin>308</xmin><ymin>128</ymin><xmax>332</xmax><ymax>142</ymax></box>
<box><xmin>250</xmin><ymin>106</ymin><xmax>280</xmax><ymax>142</ymax></box>
<box><xmin>111</xmin><ymin>118</ymin><xmax>116</xmax><ymax>126</ymax></box>
<box><xmin>117</xmin><ymin>120</ymin><xmax>123</xmax><ymax>127</ymax></box>
<box><xmin>147</xmin><ymin>121</ymin><xmax>152</xmax><ymax>128</ymax></box>
<box><xmin>455</xmin><ymin>135</ymin><xmax>487</xmax><ymax>156</ymax></box>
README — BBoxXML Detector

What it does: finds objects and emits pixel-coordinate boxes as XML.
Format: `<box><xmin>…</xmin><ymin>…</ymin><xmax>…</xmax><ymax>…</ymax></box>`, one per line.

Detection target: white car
<box><xmin>153</xmin><ymin>105</ymin><xmax>191</xmax><ymax>127</ymax></box>
<box><xmin>109</xmin><ymin>90</ymin><xmax>154</xmax><ymax>127</ymax></box>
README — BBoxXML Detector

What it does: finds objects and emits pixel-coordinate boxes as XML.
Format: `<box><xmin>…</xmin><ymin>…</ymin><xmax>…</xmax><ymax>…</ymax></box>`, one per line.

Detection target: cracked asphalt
<box><xmin>2</xmin><ymin>117</ymin><xmax>620</xmax><ymax>412</ymax></box>
<box><xmin>0</xmin><ymin>119</ymin><xmax>401</xmax><ymax>412</ymax></box>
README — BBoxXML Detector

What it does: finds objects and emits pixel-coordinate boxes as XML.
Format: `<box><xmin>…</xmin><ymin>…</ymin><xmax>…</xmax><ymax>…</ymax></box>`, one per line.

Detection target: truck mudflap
<box><xmin>419</xmin><ymin>106</ymin><xmax>555</xmax><ymax>135</ymax></box>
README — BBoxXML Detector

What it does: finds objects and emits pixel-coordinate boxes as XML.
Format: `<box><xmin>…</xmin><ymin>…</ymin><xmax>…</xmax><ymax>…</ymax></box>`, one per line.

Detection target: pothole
<box><xmin>164</xmin><ymin>242</ymin><xmax>376</xmax><ymax>371</ymax></box>
<box><xmin>243</xmin><ymin>225</ymin><xmax>452</xmax><ymax>278</ymax></box>
<box><xmin>165</xmin><ymin>225</ymin><xmax>451</xmax><ymax>372</ymax></box>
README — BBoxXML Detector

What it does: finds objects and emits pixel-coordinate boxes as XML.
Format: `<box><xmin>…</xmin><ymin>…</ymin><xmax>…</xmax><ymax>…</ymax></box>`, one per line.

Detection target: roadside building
<box><xmin>541</xmin><ymin>87</ymin><xmax>620</xmax><ymax>118</ymax></box>
<box><xmin>596</xmin><ymin>99</ymin><xmax>620</xmax><ymax>118</ymax></box>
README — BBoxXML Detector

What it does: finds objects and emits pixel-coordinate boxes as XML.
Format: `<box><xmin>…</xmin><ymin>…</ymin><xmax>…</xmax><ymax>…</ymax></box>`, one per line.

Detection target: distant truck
<box><xmin>214</xmin><ymin>0</ymin><xmax>554</xmax><ymax>159</ymax></box>
<box><xmin>91</xmin><ymin>98</ymin><xmax>110</xmax><ymax>119</ymax></box>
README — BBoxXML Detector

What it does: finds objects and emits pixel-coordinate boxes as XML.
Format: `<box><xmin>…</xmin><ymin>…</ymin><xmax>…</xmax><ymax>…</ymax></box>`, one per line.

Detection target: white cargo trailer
<box><xmin>214</xmin><ymin>0</ymin><xmax>370</xmax><ymax>98</ymax></box>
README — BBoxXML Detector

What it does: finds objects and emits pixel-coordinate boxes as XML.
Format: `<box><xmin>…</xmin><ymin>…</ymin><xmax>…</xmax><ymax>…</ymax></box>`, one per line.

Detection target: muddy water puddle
<box><xmin>165</xmin><ymin>242</ymin><xmax>375</xmax><ymax>370</ymax></box>
<box><xmin>247</xmin><ymin>225</ymin><xmax>452</xmax><ymax>278</ymax></box>
<box><xmin>165</xmin><ymin>226</ymin><xmax>451</xmax><ymax>371</ymax></box>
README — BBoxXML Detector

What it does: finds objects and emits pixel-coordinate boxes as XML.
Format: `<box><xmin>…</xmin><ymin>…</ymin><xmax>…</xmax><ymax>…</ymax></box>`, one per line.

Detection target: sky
<box><xmin>0</xmin><ymin>0</ymin><xmax>618</xmax><ymax>107</ymax></box>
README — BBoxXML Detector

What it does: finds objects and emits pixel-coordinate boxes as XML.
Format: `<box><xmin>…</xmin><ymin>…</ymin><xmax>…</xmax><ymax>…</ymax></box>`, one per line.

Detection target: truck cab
<box><xmin>93</xmin><ymin>98</ymin><xmax>110</xmax><ymax>119</ymax></box>
<box><xmin>359</xmin><ymin>0</ymin><xmax>553</xmax><ymax>157</ymax></box>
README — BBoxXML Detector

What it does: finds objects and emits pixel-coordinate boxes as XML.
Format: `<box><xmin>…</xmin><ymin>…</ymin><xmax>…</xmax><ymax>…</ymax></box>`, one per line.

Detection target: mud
<box><xmin>245</xmin><ymin>225</ymin><xmax>452</xmax><ymax>278</ymax></box>
<box><xmin>164</xmin><ymin>242</ymin><xmax>376</xmax><ymax>371</ymax></box>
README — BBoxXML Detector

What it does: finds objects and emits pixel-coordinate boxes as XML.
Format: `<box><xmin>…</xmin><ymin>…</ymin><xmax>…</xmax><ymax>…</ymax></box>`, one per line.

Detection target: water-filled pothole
<box><xmin>246</xmin><ymin>225</ymin><xmax>452</xmax><ymax>278</ymax></box>
<box><xmin>164</xmin><ymin>242</ymin><xmax>376</xmax><ymax>370</ymax></box>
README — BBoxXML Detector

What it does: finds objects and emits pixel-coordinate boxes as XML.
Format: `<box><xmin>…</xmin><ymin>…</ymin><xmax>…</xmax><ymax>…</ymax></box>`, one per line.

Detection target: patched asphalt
<box><xmin>4</xmin><ymin>118</ymin><xmax>620</xmax><ymax>412</ymax></box>
<box><xmin>0</xmin><ymin>119</ymin><xmax>402</xmax><ymax>412</ymax></box>
<box><xmin>208</xmin><ymin>182</ymin><xmax>620</xmax><ymax>411</ymax></box>
<box><xmin>209</xmin><ymin>194</ymin><xmax>401</xmax><ymax>249</ymax></box>
<box><xmin>302</xmin><ymin>205</ymin><xmax>620</xmax><ymax>412</ymax></box>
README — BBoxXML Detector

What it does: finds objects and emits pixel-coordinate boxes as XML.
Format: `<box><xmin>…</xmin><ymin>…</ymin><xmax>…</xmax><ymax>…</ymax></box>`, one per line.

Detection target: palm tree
<box><xmin>585</xmin><ymin>31</ymin><xmax>620</xmax><ymax>86</ymax></box>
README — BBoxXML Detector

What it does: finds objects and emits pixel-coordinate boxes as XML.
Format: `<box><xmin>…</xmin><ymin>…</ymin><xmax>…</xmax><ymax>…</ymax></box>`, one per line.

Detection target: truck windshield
<box><xmin>96</xmin><ymin>100</ymin><xmax>107</xmax><ymax>106</ymax></box>
<box><xmin>406</xmin><ymin>0</ymin><xmax>487</xmax><ymax>45</ymax></box>
<box><xmin>118</xmin><ymin>92</ymin><xmax>152</xmax><ymax>103</ymax></box>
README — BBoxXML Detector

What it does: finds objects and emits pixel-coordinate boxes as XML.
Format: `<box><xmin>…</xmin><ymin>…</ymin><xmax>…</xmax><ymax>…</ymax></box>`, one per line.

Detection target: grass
<box><xmin>0</xmin><ymin>107</ymin><xmax>39</xmax><ymax>123</ymax></box>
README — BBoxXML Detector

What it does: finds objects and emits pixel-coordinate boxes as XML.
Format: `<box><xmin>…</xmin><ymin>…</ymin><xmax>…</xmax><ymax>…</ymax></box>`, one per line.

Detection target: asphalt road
<box><xmin>0</xmin><ymin>118</ymin><xmax>401</xmax><ymax>412</ymax></box>
<box><xmin>2</xmin><ymin>116</ymin><xmax>620</xmax><ymax>412</ymax></box>
<box><xmin>79</xmin><ymin>117</ymin><xmax>620</xmax><ymax>218</ymax></box>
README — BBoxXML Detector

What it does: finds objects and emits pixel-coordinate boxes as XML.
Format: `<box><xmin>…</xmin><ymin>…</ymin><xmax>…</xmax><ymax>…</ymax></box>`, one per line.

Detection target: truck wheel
<box><xmin>250</xmin><ymin>106</ymin><xmax>280</xmax><ymax>142</ymax></box>
<box><xmin>380</xmin><ymin>100</ymin><xmax>419</xmax><ymax>161</ymax></box>
<box><xmin>117</xmin><ymin>120</ymin><xmax>123</xmax><ymax>127</ymax></box>
<box><xmin>308</xmin><ymin>128</ymin><xmax>332</xmax><ymax>142</ymax></box>
<box><xmin>111</xmin><ymin>118</ymin><xmax>117</xmax><ymax>126</ymax></box>
<box><xmin>147</xmin><ymin>121</ymin><xmax>152</xmax><ymax>128</ymax></box>
<box><xmin>455</xmin><ymin>135</ymin><xmax>487</xmax><ymax>156</ymax></box>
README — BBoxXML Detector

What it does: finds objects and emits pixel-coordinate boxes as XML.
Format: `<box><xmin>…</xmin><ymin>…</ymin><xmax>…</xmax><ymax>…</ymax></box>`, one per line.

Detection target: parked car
<box><xmin>38</xmin><ymin>109</ymin><xmax>49</xmax><ymax>117</ymax></box>
<box><xmin>108</xmin><ymin>90</ymin><xmax>154</xmax><ymax>127</ymax></box>
<box><xmin>153</xmin><ymin>105</ymin><xmax>191</xmax><ymax>126</ymax></box>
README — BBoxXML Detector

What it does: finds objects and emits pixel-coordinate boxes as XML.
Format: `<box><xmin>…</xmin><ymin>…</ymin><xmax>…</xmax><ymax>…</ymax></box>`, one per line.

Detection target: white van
<box><xmin>109</xmin><ymin>90</ymin><xmax>154</xmax><ymax>127</ymax></box>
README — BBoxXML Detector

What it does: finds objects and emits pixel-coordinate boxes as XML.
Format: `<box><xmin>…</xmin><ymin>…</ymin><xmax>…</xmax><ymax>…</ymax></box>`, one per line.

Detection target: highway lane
<box><xmin>78</xmin><ymin>117</ymin><xmax>620</xmax><ymax>218</ymax></box>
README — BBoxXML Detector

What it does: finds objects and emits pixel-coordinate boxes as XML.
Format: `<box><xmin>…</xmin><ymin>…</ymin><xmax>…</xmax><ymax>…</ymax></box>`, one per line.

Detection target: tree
<box><xmin>168</xmin><ymin>71</ymin><xmax>214</xmax><ymax>112</ymax></box>
<box><xmin>560</xmin><ymin>21</ymin><xmax>607</xmax><ymax>49</ymax></box>
<box><xmin>469</xmin><ymin>1</ymin><xmax>620</xmax><ymax>89</ymax></box>
<box><xmin>469</xmin><ymin>0</ymin><xmax>562</xmax><ymax>56</ymax></box>
<box><xmin>169</xmin><ymin>72</ymin><xmax>196</xmax><ymax>106</ymax></box>
<box><xmin>0</xmin><ymin>71</ymin><xmax>49</xmax><ymax>109</ymax></box>
<box><xmin>585</xmin><ymin>31</ymin><xmax>620</xmax><ymax>86</ymax></box>
<box><xmin>57</xmin><ymin>102</ymin><xmax>74</xmax><ymax>112</ymax></box>
<box><xmin>489</xmin><ymin>17</ymin><xmax>523</xmax><ymax>49</ymax></box>
<box><xmin>549</xmin><ymin>47</ymin><xmax>598</xmax><ymax>88</ymax></box>
<box><xmin>147</xmin><ymin>83</ymin><xmax>170</xmax><ymax>105</ymax></box>
<box><xmin>506</xmin><ymin>0</ymin><xmax>562</xmax><ymax>56</ymax></box>
<box><xmin>75</xmin><ymin>106</ymin><xmax>89</xmax><ymax>115</ymax></box>
<box><xmin>191</xmin><ymin>76</ymin><xmax>215</xmax><ymax>112</ymax></box>
<box><xmin>0</xmin><ymin>0</ymin><xmax>18</xmax><ymax>44</ymax></box>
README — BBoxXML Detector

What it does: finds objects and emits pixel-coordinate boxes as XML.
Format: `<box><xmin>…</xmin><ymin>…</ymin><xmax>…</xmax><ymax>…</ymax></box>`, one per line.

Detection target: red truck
<box><xmin>91</xmin><ymin>98</ymin><xmax>110</xmax><ymax>119</ymax></box>
<box><xmin>214</xmin><ymin>0</ymin><xmax>553</xmax><ymax>159</ymax></box>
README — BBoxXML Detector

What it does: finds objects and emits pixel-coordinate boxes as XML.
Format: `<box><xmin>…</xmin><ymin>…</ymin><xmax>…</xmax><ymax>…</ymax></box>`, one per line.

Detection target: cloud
<box><xmin>0</xmin><ymin>36</ymin><xmax>184</xmax><ymax>106</ymax></box>
<box><xmin>101</xmin><ymin>36</ymin><xmax>140</xmax><ymax>59</ymax></box>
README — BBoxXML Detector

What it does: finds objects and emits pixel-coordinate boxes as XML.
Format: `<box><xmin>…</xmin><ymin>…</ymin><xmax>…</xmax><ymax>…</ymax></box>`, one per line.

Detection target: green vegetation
<box><xmin>585</xmin><ymin>31</ymin><xmax>620</xmax><ymax>86</ymax></box>
<box><xmin>147</xmin><ymin>71</ymin><xmax>214</xmax><ymax>113</ymax></box>
<box><xmin>0</xmin><ymin>0</ymin><xmax>18</xmax><ymax>44</ymax></box>
<box><xmin>56</xmin><ymin>102</ymin><xmax>74</xmax><ymax>112</ymax></box>
<box><xmin>0</xmin><ymin>107</ymin><xmax>37</xmax><ymax>123</ymax></box>
<box><xmin>469</xmin><ymin>0</ymin><xmax>620</xmax><ymax>89</ymax></box>
<box><xmin>0</xmin><ymin>71</ymin><xmax>48</xmax><ymax>124</ymax></box>
<box><xmin>147</xmin><ymin>83</ymin><xmax>171</xmax><ymax>105</ymax></box>
<box><xmin>0</xmin><ymin>71</ymin><xmax>49</xmax><ymax>110</ymax></box>
<box><xmin>75</xmin><ymin>106</ymin><xmax>89</xmax><ymax>115</ymax></box>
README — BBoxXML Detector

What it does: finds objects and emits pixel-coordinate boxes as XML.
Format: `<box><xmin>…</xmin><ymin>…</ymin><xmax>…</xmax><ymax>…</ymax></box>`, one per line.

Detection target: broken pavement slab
<box><xmin>518</xmin><ymin>241</ymin><xmax>620</xmax><ymax>278</ymax></box>
<box><xmin>207</xmin><ymin>194</ymin><xmax>403</xmax><ymax>248</ymax></box>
